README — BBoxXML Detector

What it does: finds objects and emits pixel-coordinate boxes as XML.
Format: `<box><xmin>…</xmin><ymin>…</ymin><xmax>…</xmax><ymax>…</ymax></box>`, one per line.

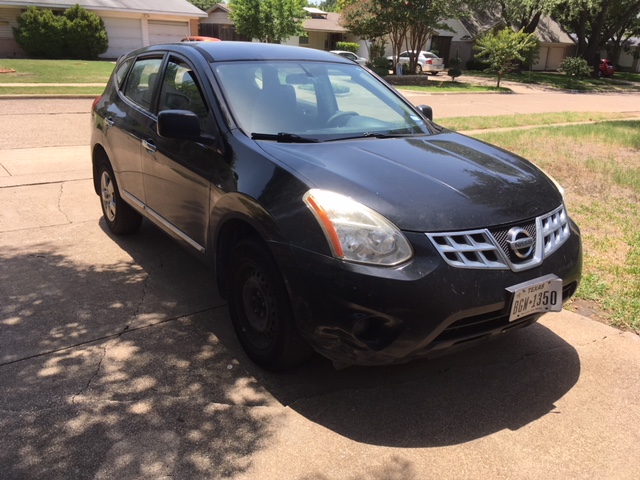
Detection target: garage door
<box><xmin>149</xmin><ymin>20</ymin><xmax>190</xmax><ymax>45</ymax></box>
<box><xmin>102</xmin><ymin>17</ymin><xmax>142</xmax><ymax>59</ymax></box>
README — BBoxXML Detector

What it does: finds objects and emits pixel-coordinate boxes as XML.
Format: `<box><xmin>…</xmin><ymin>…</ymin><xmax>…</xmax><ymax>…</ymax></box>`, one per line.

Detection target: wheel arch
<box><xmin>212</xmin><ymin>194</ymin><xmax>290</xmax><ymax>300</ymax></box>
<box><xmin>92</xmin><ymin>144</ymin><xmax>110</xmax><ymax>196</ymax></box>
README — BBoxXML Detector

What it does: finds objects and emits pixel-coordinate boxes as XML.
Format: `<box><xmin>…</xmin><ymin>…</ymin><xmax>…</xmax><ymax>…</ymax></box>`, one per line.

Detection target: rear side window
<box><xmin>123</xmin><ymin>57</ymin><xmax>163</xmax><ymax>111</ymax></box>
<box><xmin>114</xmin><ymin>59</ymin><xmax>132</xmax><ymax>88</ymax></box>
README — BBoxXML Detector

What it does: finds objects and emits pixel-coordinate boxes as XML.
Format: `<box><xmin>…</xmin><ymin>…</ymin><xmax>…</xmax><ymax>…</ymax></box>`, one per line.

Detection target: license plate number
<box><xmin>507</xmin><ymin>274</ymin><xmax>563</xmax><ymax>321</ymax></box>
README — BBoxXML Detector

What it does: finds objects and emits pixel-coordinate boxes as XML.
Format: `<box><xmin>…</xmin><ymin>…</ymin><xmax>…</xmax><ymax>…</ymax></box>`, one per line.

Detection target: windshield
<box><xmin>213</xmin><ymin>61</ymin><xmax>430</xmax><ymax>142</ymax></box>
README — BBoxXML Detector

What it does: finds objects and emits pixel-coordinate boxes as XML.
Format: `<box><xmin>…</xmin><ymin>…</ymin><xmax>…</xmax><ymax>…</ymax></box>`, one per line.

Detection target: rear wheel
<box><xmin>227</xmin><ymin>240</ymin><xmax>312</xmax><ymax>370</ymax></box>
<box><xmin>98</xmin><ymin>162</ymin><xmax>142</xmax><ymax>235</ymax></box>
<box><xmin>415</xmin><ymin>64</ymin><xmax>423</xmax><ymax>74</ymax></box>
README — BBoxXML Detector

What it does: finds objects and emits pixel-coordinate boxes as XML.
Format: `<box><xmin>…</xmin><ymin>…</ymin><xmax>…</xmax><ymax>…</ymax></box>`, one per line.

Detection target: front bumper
<box><xmin>274</xmin><ymin>220</ymin><xmax>582</xmax><ymax>366</ymax></box>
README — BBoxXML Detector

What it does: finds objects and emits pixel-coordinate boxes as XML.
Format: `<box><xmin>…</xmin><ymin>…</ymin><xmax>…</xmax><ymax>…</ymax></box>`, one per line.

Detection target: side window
<box><xmin>114</xmin><ymin>59</ymin><xmax>132</xmax><ymax>88</ymax></box>
<box><xmin>158</xmin><ymin>57</ymin><xmax>209</xmax><ymax>125</ymax></box>
<box><xmin>123</xmin><ymin>57</ymin><xmax>163</xmax><ymax>110</ymax></box>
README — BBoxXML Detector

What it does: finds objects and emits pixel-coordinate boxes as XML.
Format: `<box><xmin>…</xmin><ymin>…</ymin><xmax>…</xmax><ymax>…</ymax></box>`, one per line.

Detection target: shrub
<box><xmin>64</xmin><ymin>4</ymin><xmax>108</xmax><ymax>60</ymax></box>
<box><xmin>335</xmin><ymin>42</ymin><xmax>360</xmax><ymax>54</ymax></box>
<box><xmin>559</xmin><ymin>57</ymin><xmax>592</xmax><ymax>88</ymax></box>
<box><xmin>371</xmin><ymin>56</ymin><xmax>389</xmax><ymax>77</ymax></box>
<box><xmin>448</xmin><ymin>55</ymin><xmax>462</xmax><ymax>82</ymax></box>
<box><xmin>466</xmin><ymin>58</ymin><xmax>487</xmax><ymax>70</ymax></box>
<box><xmin>13</xmin><ymin>5</ymin><xmax>108</xmax><ymax>59</ymax></box>
<box><xmin>13</xmin><ymin>7</ymin><xmax>65</xmax><ymax>59</ymax></box>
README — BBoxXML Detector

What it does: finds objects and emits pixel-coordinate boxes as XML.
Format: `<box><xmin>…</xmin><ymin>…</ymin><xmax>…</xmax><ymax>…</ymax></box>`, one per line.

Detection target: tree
<box><xmin>229</xmin><ymin>0</ymin><xmax>307</xmax><ymax>43</ymax></box>
<box><xmin>318</xmin><ymin>0</ymin><xmax>339</xmax><ymax>12</ymax></box>
<box><xmin>340</xmin><ymin>0</ymin><xmax>389</xmax><ymax>62</ymax></box>
<box><xmin>553</xmin><ymin>0</ymin><xmax>640</xmax><ymax>74</ymax></box>
<box><xmin>473</xmin><ymin>28</ymin><xmax>539</xmax><ymax>87</ymax></box>
<box><xmin>606</xmin><ymin>11</ymin><xmax>640</xmax><ymax>66</ymax></box>
<box><xmin>341</xmin><ymin>0</ymin><xmax>462</xmax><ymax>74</ymax></box>
<box><xmin>187</xmin><ymin>0</ymin><xmax>217</xmax><ymax>10</ymax></box>
<box><xmin>466</xmin><ymin>0</ymin><xmax>555</xmax><ymax>34</ymax></box>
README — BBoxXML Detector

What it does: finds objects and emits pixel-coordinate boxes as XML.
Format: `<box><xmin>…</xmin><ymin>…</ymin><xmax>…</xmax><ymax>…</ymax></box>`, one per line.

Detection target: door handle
<box><xmin>105</xmin><ymin>117</ymin><xmax>115</xmax><ymax>128</ymax></box>
<box><xmin>142</xmin><ymin>139</ymin><xmax>157</xmax><ymax>154</ymax></box>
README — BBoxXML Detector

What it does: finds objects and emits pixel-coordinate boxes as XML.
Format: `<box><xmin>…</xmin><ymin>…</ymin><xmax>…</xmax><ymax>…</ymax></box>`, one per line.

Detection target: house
<box><xmin>201</xmin><ymin>4</ymin><xmax>366</xmax><ymax>57</ymax></box>
<box><xmin>611</xmin><ymin>37</ymin><xmax>640</xmax><ymax>72</ymax></box>
<box><xmin>439</xmin><ymin>12</ymin><xmax>576</xmax><ymax>70</ymax></box>
<box><xmin>0</xmin><ymin>0</ymin><xmax>207</xmax><ymax>58</ymax></box>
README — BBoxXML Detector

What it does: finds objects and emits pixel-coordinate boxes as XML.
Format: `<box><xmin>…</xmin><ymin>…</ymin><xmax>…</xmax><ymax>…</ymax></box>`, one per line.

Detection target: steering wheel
<box><xmin>327</xmin><ymin>111</ymin><xmax>358</xmax><ymax>127</ymax></box>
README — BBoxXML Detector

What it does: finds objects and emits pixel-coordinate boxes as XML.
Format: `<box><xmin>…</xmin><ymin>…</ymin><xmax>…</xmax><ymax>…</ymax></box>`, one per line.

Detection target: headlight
<box><xmin>303</xmin><ymin>189</ymin><xmax>413</xmax><ymax>266</ymax></box>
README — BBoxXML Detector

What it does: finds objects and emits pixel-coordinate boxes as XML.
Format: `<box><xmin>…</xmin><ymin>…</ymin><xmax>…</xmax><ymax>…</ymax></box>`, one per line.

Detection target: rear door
<box><xmin>105</xmin><ymin>54</ymin><xmax>164</xmax><ymax>207</ymax></box>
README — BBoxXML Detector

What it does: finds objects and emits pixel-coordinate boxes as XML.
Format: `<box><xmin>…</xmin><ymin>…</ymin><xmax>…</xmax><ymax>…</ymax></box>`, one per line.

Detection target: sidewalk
<box><xmin>0</xmin><ymin>83</ymin><xmax>106</xmax><ymax>87</ymax></box>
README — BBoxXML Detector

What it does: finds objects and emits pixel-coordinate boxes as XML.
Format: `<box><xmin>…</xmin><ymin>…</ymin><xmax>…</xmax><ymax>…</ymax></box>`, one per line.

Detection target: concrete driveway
<box><xmin>1</xmin><ymin>96</ymin><xmax>639</xmax><ymax>480</ymax></box>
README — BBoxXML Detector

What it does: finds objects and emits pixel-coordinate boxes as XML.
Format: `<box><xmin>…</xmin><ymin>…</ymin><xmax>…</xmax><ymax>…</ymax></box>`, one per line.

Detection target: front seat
<box><xmin>250</xmin><ymin>84</ymin><xmax>297</xmax><ymax>135</ymax></box>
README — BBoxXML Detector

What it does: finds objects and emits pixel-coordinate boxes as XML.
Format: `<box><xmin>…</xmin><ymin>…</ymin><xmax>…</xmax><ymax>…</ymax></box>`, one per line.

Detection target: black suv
<box><xmin>91</xmin><ymin>42</ymin><xmax>582</xmax><ymax>369</ymax></box>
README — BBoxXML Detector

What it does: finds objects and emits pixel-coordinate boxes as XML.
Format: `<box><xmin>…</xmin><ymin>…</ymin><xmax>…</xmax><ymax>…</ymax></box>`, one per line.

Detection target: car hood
<box><xmin>257</xmin><ymin>132</ymin><xmax>563</xmax><ymax>232</ymax></box>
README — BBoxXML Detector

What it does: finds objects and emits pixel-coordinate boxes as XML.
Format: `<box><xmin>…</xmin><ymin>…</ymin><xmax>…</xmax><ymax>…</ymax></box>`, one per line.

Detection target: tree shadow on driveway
<box><xmin>0</xmin><ymin>219</ymin><xmax>581</xmax><ymax>478</ymax></box>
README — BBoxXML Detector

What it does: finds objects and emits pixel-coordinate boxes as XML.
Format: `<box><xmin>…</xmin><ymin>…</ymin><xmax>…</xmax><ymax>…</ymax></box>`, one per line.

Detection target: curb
<box><xmin>0</xmin><ymin>94</ymin><xmax>99</xmax><ymax>99</ymax></box>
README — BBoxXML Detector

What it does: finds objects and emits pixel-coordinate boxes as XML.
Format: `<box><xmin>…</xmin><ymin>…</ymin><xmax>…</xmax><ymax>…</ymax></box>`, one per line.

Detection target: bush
<box><xmin>64</xmin><ymin>5</ymin><xmax>108</xmax><ymax>60</ymax></box>
<box><xmin>335</xmin><ymin>42</ymin><xmax>360</xmax><ymax>54</ymax></box>
<box><xmin>466</xmin><ymin>58</ymin><xmax>487</xmax><ymax>71</ymax></box>
<box><xmin>448</xmin><ymin>55</ymin><xmax>462</xmax><ymax>82</ymax></box>
<box><xmin>559</xmin><ymin>57</ymin><xmax>592</xmax><ymax>78</ymax></box>
<box><xmin>12</xmin><ymin>7</ymin><xmax>66</xmax><ymax>58</ymax></box>
<box><xmin>559</xmin><ymin>57</ymin><xmax>592</xmax><ymax>87</ymax></box>
<box><xmin>13</xmin><ymin>5</ymin><xmax>108</xmax><ymax>59</ymax></box>
<box><xmin>371</xmin><ymin>56</ymin><xmax>389</xmax><ymax>77</ymax></box>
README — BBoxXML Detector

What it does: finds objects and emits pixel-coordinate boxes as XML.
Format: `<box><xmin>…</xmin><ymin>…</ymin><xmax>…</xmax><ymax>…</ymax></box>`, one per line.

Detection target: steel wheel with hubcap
<box><xmin>98</xmin><ymin>162</ymin><xmax>142</xmax><ymax>235</ymax></box>
<box><xmin>227</xmin><ymin>240</ymin><xmax>312</xmax><ymax>369</ymax></box>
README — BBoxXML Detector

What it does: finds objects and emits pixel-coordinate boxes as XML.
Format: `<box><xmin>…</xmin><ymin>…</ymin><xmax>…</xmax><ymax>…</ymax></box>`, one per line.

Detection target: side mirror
<box><xmin>416</xmin><ymin>105</ymin><xmax>433</xmax><ymax>122</ymax></box>
<box><xmin>157</xmin><ymin>110</ymin><xmax>201</xmax><ymax>140</ymax></box>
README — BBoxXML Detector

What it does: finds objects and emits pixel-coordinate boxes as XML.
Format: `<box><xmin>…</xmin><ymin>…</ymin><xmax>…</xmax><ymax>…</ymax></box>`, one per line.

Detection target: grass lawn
<box><xmin>437</xmin><ymin>111</ymin><xmax>639</xmax><ymax>132</ymax></box>
<box><xmin>0</xmin><ymin>58</ymin><xmax>113</xmax><ymax>84</ymax></box>
<box><xmin>396</xmin><ymin>82</ymin><xmax>509</xmax><ymax>93</ymax></box>
<box><xmin>0</xmin><ymin>86</ymin><xmax>105</xmax><ymax>95</ymax></box>
<box><xmin>468</xmin><ymin>120</ymin><xmax>640</xmax><ymax>331</ymax></box>
<box><xmin>467</xmin><ymin>70</ymin><xmax>640</xmax><ymax>92</ymax></box>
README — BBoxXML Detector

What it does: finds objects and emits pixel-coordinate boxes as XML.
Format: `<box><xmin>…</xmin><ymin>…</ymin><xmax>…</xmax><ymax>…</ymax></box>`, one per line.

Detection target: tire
<box><xmin>227</xmin><ymin>240</ymin><xmax>312</xmax><ymax>370</ymax></box>
<box><xmin>415</xmin><ymin>64</ymin><xmax>423</xmax><ymax>74</ymax></box>
<box><xmin>98</xmin><ymin>161</ymin><xmax>142</xmax><ymax>235</ymax></box>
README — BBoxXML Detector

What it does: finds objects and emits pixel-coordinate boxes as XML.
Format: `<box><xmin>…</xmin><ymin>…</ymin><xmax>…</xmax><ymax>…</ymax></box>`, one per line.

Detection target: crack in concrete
<box><xmin>57</xmin><ymin>182</ymin><xmax>72</xmax><ymax>224</ymax></box>
<box><xmin>120</xmin><ymin>268</ymin><xmax>150</xmax><ymax>337</ymax></box>
<box><xmin>0</xmin><ymin>306</ymin><xmax>224</xmax><ymax>368</ymax></box>
<box><xmin>71</xmin><ymin>345</ymin><xmax>106</xmax><ymax>405</ymax></box>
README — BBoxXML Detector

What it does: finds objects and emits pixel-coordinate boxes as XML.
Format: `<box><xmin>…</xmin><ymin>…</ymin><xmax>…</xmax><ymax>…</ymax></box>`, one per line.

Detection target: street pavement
<box><xmin>1</xmin><ymin>95</ymin><xmax>639</xmax><ymax>480</ymax></box>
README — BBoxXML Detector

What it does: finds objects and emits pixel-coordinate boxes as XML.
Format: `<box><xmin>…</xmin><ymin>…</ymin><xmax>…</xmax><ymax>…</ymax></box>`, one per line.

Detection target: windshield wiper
<box><xmin>251</xmin><ymin>132</ymin><xmax>320</xmax><ymax>143</ymax></box>
<box><xmin>324</xmin><ymin>131</ymin><xmax>425</xmax><ymax>142</ymax></box>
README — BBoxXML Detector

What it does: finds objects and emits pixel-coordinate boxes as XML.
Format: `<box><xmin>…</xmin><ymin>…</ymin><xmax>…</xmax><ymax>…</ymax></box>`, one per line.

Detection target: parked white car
<box><xmin>387</xmin><ymin>51</ymin><xmax>445</xmax><ymax>75</ymax></box>
<box><xmin>330</xmin><ymin>50</ymin><xmax>368</xmax><ymax>66</ymax></box>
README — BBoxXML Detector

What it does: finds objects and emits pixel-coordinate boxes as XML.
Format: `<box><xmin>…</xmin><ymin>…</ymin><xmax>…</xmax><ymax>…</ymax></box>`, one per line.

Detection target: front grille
<box><xmin>429</xmin><ymin>230</ymin><xmax>506</xmax><ymax>269</ymax></box>
<box><xmin>490</xmin><ymin>221</ymin><xmax>537</xmax><ymax>264</ymax></box>
<box><xmin>541</xmin><ymin>206</ymin><xmax>570</xmax><ymax>256</ymax></box>
<box><xmin>427</xmin><ymin>204</ymin><xmax>570</xmax><ymax>272</ymax></box>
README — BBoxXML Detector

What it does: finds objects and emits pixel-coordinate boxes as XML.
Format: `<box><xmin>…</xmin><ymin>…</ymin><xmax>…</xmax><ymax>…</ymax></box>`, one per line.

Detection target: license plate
<box><xmin>507</xmin><ymin>274</ymin><xmax>563</xmax><ymax>321</ymax></box>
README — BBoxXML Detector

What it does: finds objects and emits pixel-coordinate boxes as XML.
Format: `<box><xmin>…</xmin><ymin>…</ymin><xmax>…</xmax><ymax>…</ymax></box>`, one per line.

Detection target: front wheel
<box><xmin>227</xmin><ymin>240</ymin><xmax>312</xmax><ymax>370</ymax></box>
<box><xmin>98</xmin><ymin>162</ymin><xmax>142</xmax><ymax>235</ymax></box>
